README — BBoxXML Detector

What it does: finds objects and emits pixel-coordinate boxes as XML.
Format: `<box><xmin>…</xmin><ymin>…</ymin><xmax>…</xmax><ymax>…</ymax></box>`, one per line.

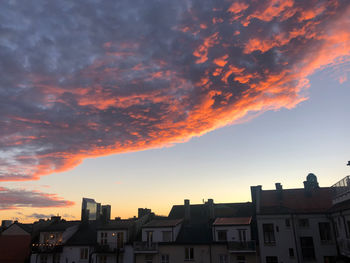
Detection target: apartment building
<box><xmin>251</xmin><ymin>173</ymin><xmax>338</xmax><ymax>263</ymax></box>
<box><xmin>134</xmin><ymin>199</ymin><xmax>257</xmax><ymax>263</ymax></box>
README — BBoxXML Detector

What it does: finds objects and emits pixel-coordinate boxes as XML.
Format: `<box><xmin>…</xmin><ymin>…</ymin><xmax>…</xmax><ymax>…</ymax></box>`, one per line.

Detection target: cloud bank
<box><xmin>1</xmin><ymin>0</ymin><xmax>350</xmax><ymax>181</ymax></box>
<box><xmin>0</xmin><ymin>187</ymin><xmax>74</xmax><ymax>210</ymax></box>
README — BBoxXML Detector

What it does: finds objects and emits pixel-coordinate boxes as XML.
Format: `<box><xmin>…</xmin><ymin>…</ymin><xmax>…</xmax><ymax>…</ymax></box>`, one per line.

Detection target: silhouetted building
<box><xmin>101</xmin><ymin>205</ymin><xmax>111</xmax><ymax>222</ymax></box>
<box><xmin>81</xmin><ymin>198</ymin><xmax>111</xmax><ymax>222</ymax></box>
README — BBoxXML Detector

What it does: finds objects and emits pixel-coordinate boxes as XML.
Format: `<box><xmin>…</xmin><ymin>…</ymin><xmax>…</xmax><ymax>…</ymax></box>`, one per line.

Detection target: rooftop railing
<box><xmin>331</xmin><ymin>176</ymin><xmax>350</xmax><ymax>202</ymax></box>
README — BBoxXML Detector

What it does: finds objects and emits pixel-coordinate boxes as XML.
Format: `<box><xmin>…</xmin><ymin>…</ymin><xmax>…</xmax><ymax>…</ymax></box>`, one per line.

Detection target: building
<box><xmin>30</xmin><ymin>217</ymin><xmax>80</xmax><ymax>263</ymax></box>
<box><xmin>134</xmin><ymin>199</ymin><xmax>257</xmax><ymax>263</ymax></box>
<box><xmin>329</xmin><ymin>175</ymin><xmax>350</xmax><ymax>261</ymax></box>
<box><xmin>0</xmin><ymin>222</ymin><xmax>32</xmax><ymax>263</ymax></box>
<box><xmin>251</xmin><ymin>174</ymin><xmax>338</xmax><ymax>263</ymax></box>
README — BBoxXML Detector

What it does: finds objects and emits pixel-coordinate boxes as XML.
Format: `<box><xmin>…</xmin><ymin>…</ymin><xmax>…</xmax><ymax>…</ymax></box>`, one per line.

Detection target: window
<box><xmin>285</xmin><ymin>219</ymin><xmax>290</xmax><ymax>227</ymax></box>
<box><xmin>99</xmin><ymin>255</ymin><xmax>107</xmax><ymax>263</ymax></box>
<box><xmin>100</xmin><ymin>232</ymin><xmax>107</xmax><ymax>245</ymax></box>
<box><xmin>299</xmin><ymin>218</ymin><xmax>309</xmax><ymax>227</ymax></box>
<box><xmin>334</xmin><ymin>221</ymin><xmax>339</xmax><ymax>237</ymax></box>
<box><xmin>217</xmin><ymin>230</ymin><xmax>227</xmax><ymax>241</ymax></box>
<box><xmin>238</xmin><ymin>229</ymin><xmax>247</xmax><ymax>242</ymax></box>
<box><xmin>266</xmin><ymin>256</ymin><xmax>278</xmax><ymax>263</ymax></box>
<box><xmin>263</xmin><ymin>224</ymin><xmax>275</xmax><ymax>244</ymax></box>
<box><xmin>347</xmin><ymin>221</ymin><xmax>350</xmax><ymax>238</ymax></box>
<box><xmin>40</xmin><ymin>255</ymin><xmax>48</xmax><ymax>263</ymax></box>
<box><xmin>185</xmin><ymin>247</ymin><xmax>194</xmax><ymax>260</ymax></box>
<box><xmin>80</xmin><ymin>248</ymin><xmax>88</xmax><ymax>260</ymax></box>
<box><xmin>53</xmin><ymin>254</ymin><xmax>60</xmax><ymax>263</ymax></box>
<box><xmin>237</xmin><ymin>255</ymin><xmax>246</xmax><ymax>263</ymax></box>
<box><xmin>219</xmin><ymin>254</ymin><xmax>228</xmax><ymax>263</ymax></box>
<box><xmin>289</xmin><ymin>248</ymin><xmax>294</xmax><ymax>258</ymax></box>
<box><xmin>161</xmin><ymin>254</ymin><xmax>169</xmax><ymax>263</ymax></box>
<box><xmin>146</xmin><ymin>231</ymin><xmax>153</xmax><ymax>245</ymax></box>
<box><xmin>319</xmin><ymin>222</ymin><xmax>332</xmax><ymax>242</ymax></box>
<box><xmin>300</xmin><ymin>237</ymin><xmax>315</xmax><ymax>260</ymax></box>
<box><xmin>145</xmin><ymin>254</ymin><xmax>153</xmax><ymax>263</ymax></box>
<box><xmin>162</xmin><ymin>231</ymin><xmax>172</xmax><ymax>242</ymax></box>
<box><xmin>117</xmin><ymin>232</ymin><xmax>124</xmax><ymax>248</ymax></box>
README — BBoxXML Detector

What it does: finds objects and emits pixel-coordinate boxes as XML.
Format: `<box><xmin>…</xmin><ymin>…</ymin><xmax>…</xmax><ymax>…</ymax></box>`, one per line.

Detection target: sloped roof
<box><xmin>259</xmin><ymin>187</ymin><xmax>333</xmax><ymax>214</ymax></box>
<box><xmin>98</xmin><ymin>220</ymin><xmax>135</xmax><ymax>230</ymax></box>
<box><xmin>168</xmin><ymin>202</ymin><xmax>253</xmax><ymax>222</ymax></box>
<box><xmin>66</xmin><ymin>223</ymin><xmax>97</xmax><ymax>246</ymax></box>
<box><xmin>175</xmin><ymin>224</ymin><xmax>212</xmax><ymax>244</ymax></box>
<box><xmin>213</xmin><ymin>217</ymin><xmax>252</xmax><ymax>226</ymax></box>
<box><xmin>143</xmin><ymin>219</ymin><xmax>183</xmax><ymax>228</ymax></box>
<box><xmin>41</xmin><ymin>221</ymin><xmax>80</xmax><ymax>232</ymax></box>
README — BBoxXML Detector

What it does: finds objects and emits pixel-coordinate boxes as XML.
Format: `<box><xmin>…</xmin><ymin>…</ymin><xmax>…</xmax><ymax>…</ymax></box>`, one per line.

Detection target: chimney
<box><xmin>275</xmin><ymin>183</ymin><xmax>283</xmax><ymax>200</ymax></box>
<box><xmin>275</xmin><ymin>183</ymin><xmax>282</xmax><ymax>191</ymax></box>
<box><xmin>207</xmin><ymin>199</ymin><xmax>214</xmax><ymax>220</ymax></box>
<box><xmin>251</xmin><ymin>185</ymin><xmax>262</xmax><ymax>214</ymax></box>
<box><xmin>184</xmin><ymin>199</ymin><xmax>190</xmax><ymax>221</ymax></box>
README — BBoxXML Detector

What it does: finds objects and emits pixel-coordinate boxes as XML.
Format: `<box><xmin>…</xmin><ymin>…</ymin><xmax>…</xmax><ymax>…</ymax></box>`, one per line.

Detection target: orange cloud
<box><xmin>1</xmin><ymin>0</ymin><xmax>349</xmax><ymax>183</ymax></box>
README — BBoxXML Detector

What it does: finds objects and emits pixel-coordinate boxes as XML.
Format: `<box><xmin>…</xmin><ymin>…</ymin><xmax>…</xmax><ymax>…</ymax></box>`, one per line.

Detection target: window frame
<box><xmin>263</xmin><ymin>223</ymin><xmax>276</xmax><ymax>245</ymax></box>
<box><xmin>80</xmin><ymin>247</ymin><xmax>89</xmax><ymax>260</ymax></box>
<box><xmin>217</xmin><ymin>230</ymin><xmax>228</xmax><ymax>242</ymax></box>
<box><xmin>185</xmin><ymin>247</ymin><xmax>194</xmax><ymax>261</ymax></box>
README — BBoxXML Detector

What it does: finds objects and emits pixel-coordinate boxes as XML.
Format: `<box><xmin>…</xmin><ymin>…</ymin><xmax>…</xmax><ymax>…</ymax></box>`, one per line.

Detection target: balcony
<box><xmin>227</xmin><ymin>241</ymin><xmax>256</xmax><ymax>253</ymax></box>
<box><xmin>332</xmin><ymin>176</ymin><xmax>350</xmax><ymax>204</ymax></box>
<box><xmin>31</xmin><ymin>243</ymin><xmax>63</xmax><ymax>253</ymax></box>
<box><xmin>95</xmin><ymin>243</ymin><xmax>124</xmax><ymax>254</ymax></box>
<box><xmin>133</xmin><ymin>242</ymin><xmax>158</xmax><ymax>253</ymax></box>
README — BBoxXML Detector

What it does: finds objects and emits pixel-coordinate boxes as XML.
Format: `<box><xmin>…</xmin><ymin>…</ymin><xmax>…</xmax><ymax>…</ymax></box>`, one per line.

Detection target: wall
<box><xmin>141</xmin><ymin>224</ymin><xmax>181</xmax><ymax>243</ymax></box>
<box><xmin>97</xmin><ymin>229</ymin><xmax>128</xmax><ymax>248</ymax></box>
<box><xmin>257</xmin><ymin>214</ymin><xmax>337</xmax><ymax>263</ymax></box>
<box><xmin>213</xmin><ymin>225</ymin><xmax>251</xmax><ymax>242</ymax></box>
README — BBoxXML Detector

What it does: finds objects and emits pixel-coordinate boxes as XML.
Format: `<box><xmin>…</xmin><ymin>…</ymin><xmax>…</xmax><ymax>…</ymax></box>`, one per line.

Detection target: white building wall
<box><xmin>213</xmin><ymin>225</ymin><xmax>251</xmax><ymax>242</ymax></box>
<box><xmin>97</xmin><ymin>229</ymin><xmax>128</xmax><ymax>247</ymax></box>
<box><xmin>142</xmin><ymin>226</ymin><xmax>181</xmax><ymax>242</ymax></box>
<box><xmin>257</xmin><ymin>214</ymin><xmax>337</xmax><ymax>263</ymax></box>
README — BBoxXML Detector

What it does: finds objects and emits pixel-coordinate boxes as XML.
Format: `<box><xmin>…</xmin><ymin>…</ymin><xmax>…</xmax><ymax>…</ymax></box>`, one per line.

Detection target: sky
<box><xmin>0</xmin><ymin>0</ymin><xmax>350</xmax><ymax>222</ymax></box>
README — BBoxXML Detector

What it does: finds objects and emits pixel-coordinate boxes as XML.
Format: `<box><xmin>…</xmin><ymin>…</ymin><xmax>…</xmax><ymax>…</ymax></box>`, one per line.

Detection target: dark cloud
<box><xmin>0</xmin><ymin>187</ymin><xmax>74</xmax><ymax>210</ymax></box>
<box><xmin>0</xmin><ymin>0</ymin><xmax>349</xmax><ymax>181</ymax></box>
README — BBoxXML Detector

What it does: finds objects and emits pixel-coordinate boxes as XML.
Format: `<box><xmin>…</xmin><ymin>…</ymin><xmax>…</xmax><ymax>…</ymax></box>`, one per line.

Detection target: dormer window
<box><xmin>217</xmin><ymin>230</ymin><xmax>227</xmax><ymax>241</ymax></box>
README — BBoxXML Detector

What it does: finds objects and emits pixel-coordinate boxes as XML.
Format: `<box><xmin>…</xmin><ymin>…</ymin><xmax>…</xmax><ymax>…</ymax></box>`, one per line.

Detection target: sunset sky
<box><xmin>0</xmin><ymin>0</ymin><xmax>350</xmax><ymax>222</ymax></box>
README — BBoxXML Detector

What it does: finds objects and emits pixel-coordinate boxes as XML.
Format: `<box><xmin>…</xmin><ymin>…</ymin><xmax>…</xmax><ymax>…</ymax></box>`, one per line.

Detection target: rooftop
<box><xmin>213</xmin><ymin>217</ymin><xmax>252</xmax><ymax>226</ymax></box>
<box><xmin>143</xmin><ymin>219</ymin><xmax>183</xmax><ymax>228</ymax></box>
